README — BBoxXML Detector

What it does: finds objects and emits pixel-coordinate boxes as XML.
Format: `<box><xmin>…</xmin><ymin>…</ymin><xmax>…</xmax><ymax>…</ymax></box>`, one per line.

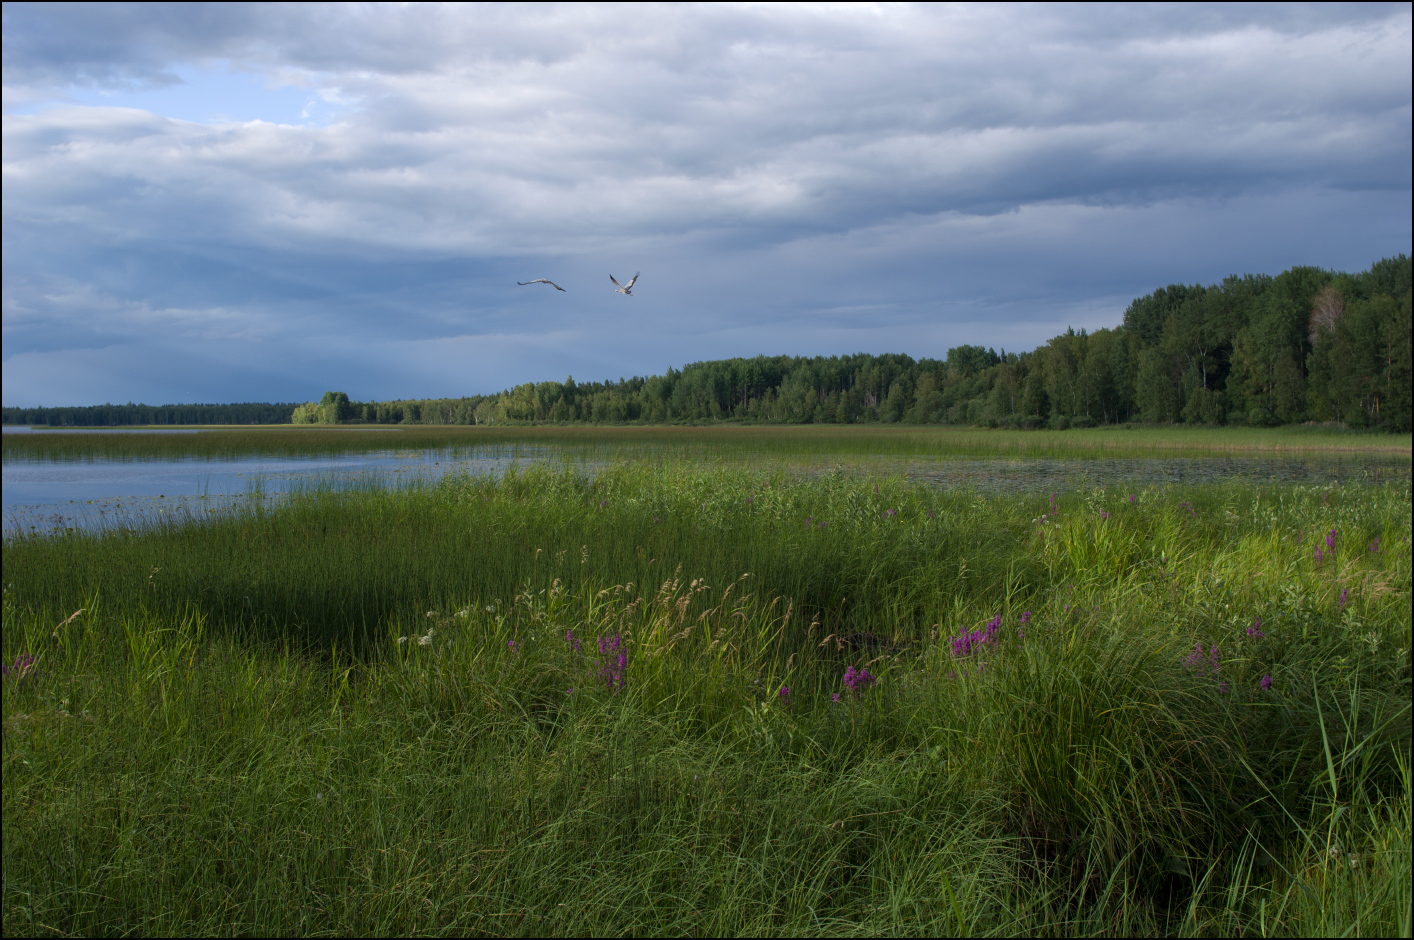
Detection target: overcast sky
<box><xmin>3</xmin><ymin>2</ymin><xmax>1410</xmax><ymax>407</ymax></box>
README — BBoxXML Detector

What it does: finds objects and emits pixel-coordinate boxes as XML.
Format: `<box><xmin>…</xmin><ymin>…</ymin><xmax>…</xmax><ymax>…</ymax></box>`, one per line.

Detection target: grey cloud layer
<box><xmin>3</xmin><ymin>2</ymin><xmax>1410</xmax><ymax>405</ymax></box>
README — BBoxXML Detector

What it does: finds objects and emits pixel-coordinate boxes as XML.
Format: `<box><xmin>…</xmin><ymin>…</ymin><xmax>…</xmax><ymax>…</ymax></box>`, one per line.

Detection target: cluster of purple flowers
<box><xmin>1177</xmin><ymin>500</ymin><xmax>1197</xmax><ymax>516</ymax></box>
<box><xmin>881</xmin><ymin>508</ymin><xmax>898</xmax><ymax>519</ymax></box>
<box><xmin>1128</xmin><ymin>494</ymin><xmax>1137</xmax><ymax>503</ymax></box>
<box><xmin>1246</xmin><ymin>617</ymin><xmax>1265</xmax><ymax>639</ymax></box>
<box><xmin>565</xmin><ymin>629</ymin><xmax>582</xmax><ymax>654</ymax></box>
<box><xmin>1100</xmin><ymin>511</ymin><xmax>1111</xmax><ymax>520</ymax></box>
<box><xmin>1183</xmin><ymin>642</ymin><xmax>1221</xmax><ymax>677</ymax></box>
<box><xmin>2</xmin><ymin>652</ymin><xmax>36</xmax><ymax>683</ymax></box>
<box><xmin>596</xmin><ymin>633</ymin><xmax>628</xmax><ymax>692</ymax></box>
<box><xmin>803</xmin><ymin>516</ymin><xmax>829</xmax><ymax>529</ymax></box>
<box><xmin>777</xmin><ymin>685</ymin><xmax>790</xmax><ymax>704</ymax></box>
<box><xmin>1314</xmin><ymin>545</ymin><xmax>1326</xmax><ymax>564</ymax></box>
<box><xmin>1327</xmin><ymin>529</ymin><xmax>1337</xmax><ymax>551</ymax></box>
<box><xmin>1018</xmin><ymin>610</ymin><xmax>1031</xmax><ymax>639</ymax></box>
<box><xmin>1369</xmin><ymin>537</ymin><xmax>1381</xmax><ymax>553</ymax></box>
<box><xmin>1338</xmin><ymin>587</ymin><xmax>1349</xmax><ymax>610</ymax></box>
<box><xmin>842</xmin><ymin>665</ymin><xmax>876</xmax><ymax>694</ymax></box>
<box><xmin>952</xmin><ymin>614</ymin><xmax>1002</xmax><ymax>658</ymax></box>
<box><xmin>1186</xmin><ymin>640</ymin><xmax>1274</xmax><ymax>695</ymax></box>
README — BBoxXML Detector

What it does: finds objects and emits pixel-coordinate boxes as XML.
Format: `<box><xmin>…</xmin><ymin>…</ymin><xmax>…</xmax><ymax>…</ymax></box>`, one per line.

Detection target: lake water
<box><xmin>4</xmin><ymin>438</ymin><xmax>1408</xmax><ymax>537</ymax></box>
<box><xmin>2</xmin><ymin>449</ymin><xmax>528</xmax><ymax>535</ymax></box>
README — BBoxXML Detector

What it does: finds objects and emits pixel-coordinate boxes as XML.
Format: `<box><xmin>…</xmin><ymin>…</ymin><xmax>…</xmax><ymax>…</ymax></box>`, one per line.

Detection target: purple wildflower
<box><xmin>873</xmin><ymin>484</ymin><xmax>879</xmax><ymax>494</ymax></box>
<box><xmin>1246</xmin><ymin>617</ymin><xmax>1265</xmax><ymax>639</ymax></box>
<box><xmin>1369</xmin><ymin>538</ymin><xmax>1380</xmax><ymax>553</ymax></box>
<box><xmin>1184</xmin><ymin>643</ymin><xmax>1221</xmax><ymax>677</ymax></box>
<box><xmin>599</xmin><ymin>500</ymin><xmax>607</xmax><ymax>508</ymax></box>
<box><xmin>507</xmin><ymin>640</ymin><xmax>517</xmax><ymax>653</ymax></box>
<box><xmin>843</xmin><ymin>665</ymin><xmax>876</xmax><ymax>694</ymax></box>
<box><xmin>832</xmin><ymin>692</ymin><xmax>840</xmax><ymax>703</ymax></box>
<box><xmin>778</xmin><ymin>686</ymin><xmax>790</xmax><ymax>704</ymax></box>
<box><xmin>2</xmin><ymin>653</ymin><xmax>36</xmax><ymax>683</ymax></box>
<box><xmin>1020</xmin><ymin>610</ymin><xmax>1031</xmax><ymax>625</ymax></box>
<box><xmin>951</xmin><ymin>615</ymin><xmax>1002</xmax><ymax>658</ymax></box>
<box><xmin>1260</xmin><ymin>674</ymin><xmax>1272</xmax><ymax>692</ymax></box>
<box><xmin>565</xmin><ymin>629</ymin><xmax>581</xmax><ymax>653</ymax></box>
<box><xmin>1326</xmin><ymin>529</ymin><xmax>1336</xmax><ymax>551</ymax></box>
<box><xmin>596</xmin><ymin>633</ymin><xmax>627</xmax><ymax>692</ymax></box>
<box><xmin>1218</xmin><ymin>680</ymin><xmax>1229</xmax><ymax>695</ymax></box>
<box><xmin>1129</xmin><ymin>494</ymin><xmax>1136</xmax><ymax>503</ymax></box>
<box><xmin>1314</xmin><ymin>546</ymin><xmax>1324</xmax><ymax>564</ymax></box>
<box><xmin>1338</xmin><ymin>587</ymin><xmax>1348</xmax><ymax>610</ymax></box>
<box><xmin>1100</xmin><ymin>511</ymin><xmax>1110</xmax><ymax>520</ymax></box>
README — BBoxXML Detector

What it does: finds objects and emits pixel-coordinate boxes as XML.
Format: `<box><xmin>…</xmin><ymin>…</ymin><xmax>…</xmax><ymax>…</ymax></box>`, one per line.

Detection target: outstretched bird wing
<box><xmin>624</xmin><ymin>272</ymin><xmax>640</xmax><ymax>290</ymax></box>
<box><xmin>518</xmin><ymin>279</ymin><xmax>566</xmax><ymax>291</ymax></box>
<box><xmin>609</xmin><ymin>274</ymin><xmax>623</xmax><ymax>289</ymax></box>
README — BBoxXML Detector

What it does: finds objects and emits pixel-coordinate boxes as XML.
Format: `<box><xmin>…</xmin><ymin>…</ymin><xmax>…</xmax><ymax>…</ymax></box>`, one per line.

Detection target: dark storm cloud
<box><xmin>2</xmin><ymin>2</ymin><xmax>1410</xmax><ymax>406</ymax></box>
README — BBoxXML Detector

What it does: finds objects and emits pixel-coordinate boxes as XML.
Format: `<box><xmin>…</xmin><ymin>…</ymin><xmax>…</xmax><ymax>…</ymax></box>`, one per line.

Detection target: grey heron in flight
<box><xmin>518</xmin><ymin>278</ymin><xmax>566</xmax><ymax>291</ymax></box>
<box><xmin>610</xmin><ymin>272</ymin><xmax>639</xmax><ymax>296</ymax></box>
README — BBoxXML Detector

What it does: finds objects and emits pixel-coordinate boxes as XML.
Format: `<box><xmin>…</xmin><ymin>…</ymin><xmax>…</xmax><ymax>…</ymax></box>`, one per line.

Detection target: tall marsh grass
<box><xmin>3</xmin><ymin>462</ymin><xmax>1410</xmax><ymax>935</ymax></box>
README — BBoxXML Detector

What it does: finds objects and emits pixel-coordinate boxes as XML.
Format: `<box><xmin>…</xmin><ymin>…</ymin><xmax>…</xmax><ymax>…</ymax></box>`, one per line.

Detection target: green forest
<box><xmin>0</xmin><ymin>401</ymin><xmax>299</xmax><ymax>427</ymax></box>
<box><xmin>7</xmin><ymin>255</ymin><xmax>1410</xmax><ymax>432</ymax></box>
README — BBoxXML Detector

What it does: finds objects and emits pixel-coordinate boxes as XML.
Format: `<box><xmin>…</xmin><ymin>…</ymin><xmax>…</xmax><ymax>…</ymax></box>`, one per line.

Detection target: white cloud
<box><xmin>2</xmin><ymin>2</ymin><xmax>1410</xmax><ymax>405</ymax></box>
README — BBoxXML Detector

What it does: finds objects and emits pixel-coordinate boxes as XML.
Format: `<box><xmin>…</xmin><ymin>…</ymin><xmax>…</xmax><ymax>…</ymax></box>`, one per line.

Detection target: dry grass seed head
<box><xmin>52</xmin><ymin>608</ymin><xmax>86</xmax><ymax>639</ymax></box>
<box><xmin>1352</xmin><ymin>567</ymin><xmax>1399</xmax><ymax>601</ymax></box>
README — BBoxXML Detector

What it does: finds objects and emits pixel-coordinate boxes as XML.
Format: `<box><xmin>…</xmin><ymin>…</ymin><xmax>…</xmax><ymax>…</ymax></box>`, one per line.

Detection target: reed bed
<box><xmin>5</xmin><ymin>422</ymin><xmax>1410</xmax><ymax>464</ymax></box>
<box><xmin>2</xmin><ymin>462</ymin><xmax>1410</xmax><ymax>936</ymax></box>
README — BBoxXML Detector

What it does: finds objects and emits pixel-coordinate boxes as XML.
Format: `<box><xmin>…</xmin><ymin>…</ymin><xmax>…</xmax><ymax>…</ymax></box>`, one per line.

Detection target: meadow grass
<box><xmin>5</xmin><ymin>422</ymin><xmax>1411</xmax><ymax>463</ymax></box>
<box><xmin>2</xmin><ymin>461</ymin><xmax>1410</xmax><ymax>935</ymax></box>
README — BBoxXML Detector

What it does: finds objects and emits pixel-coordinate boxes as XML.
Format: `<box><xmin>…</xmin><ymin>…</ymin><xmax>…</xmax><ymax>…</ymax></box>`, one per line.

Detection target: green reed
<box><xmin>5</xmin><ymin>423</ymin><xmax>1410</xmax><ymax>463</ymax></box>
<box><xmin>3</xmin><ymin>463</ymin><xmax>1410</xmax><ymax>935</ymax></box>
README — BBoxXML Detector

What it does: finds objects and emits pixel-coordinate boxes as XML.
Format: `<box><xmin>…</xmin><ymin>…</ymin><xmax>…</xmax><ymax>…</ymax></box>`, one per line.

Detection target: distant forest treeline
<box><xmin>7</xmin><ymin>255</ymin><xmax>1410</xmax><ymax>432</ymax></box>
<box><xmin>2</xmin><ymin>401</ymin><xmax>299</xmax><ymax>427</ymax></box>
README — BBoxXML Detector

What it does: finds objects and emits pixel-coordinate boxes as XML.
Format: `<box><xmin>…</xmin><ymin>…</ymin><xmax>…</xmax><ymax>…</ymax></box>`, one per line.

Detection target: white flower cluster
<box><xmin>397</xmin><ymin>626</ymin><xmax>435</xmax><ymax>647</ymax></box>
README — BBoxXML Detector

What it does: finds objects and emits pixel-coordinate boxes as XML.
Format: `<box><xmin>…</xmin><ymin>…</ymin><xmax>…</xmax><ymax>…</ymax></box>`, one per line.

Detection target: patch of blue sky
<box><xmin>14</xmin><ymin>61</ymin><xmax>344</xmax><ymax>126</ymax></box>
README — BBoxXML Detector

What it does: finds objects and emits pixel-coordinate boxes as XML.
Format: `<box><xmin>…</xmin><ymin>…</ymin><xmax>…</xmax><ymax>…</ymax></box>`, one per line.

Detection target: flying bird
<box><xmin>610</xmin><ymin>272</ymin><xmax>640</xmax><ymax>296</ymax></box>
<box><xmin>518</xmin><ymin>278</ymin><xmax>566</xmax><ymax>291</ymax></box>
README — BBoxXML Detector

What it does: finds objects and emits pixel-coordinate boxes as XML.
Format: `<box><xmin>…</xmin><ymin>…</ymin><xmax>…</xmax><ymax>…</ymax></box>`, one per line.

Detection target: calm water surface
<box><xmin>4</xmin><ymin>442</ymin><xmax>1408</xmax><ymax>536</ymax></box>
